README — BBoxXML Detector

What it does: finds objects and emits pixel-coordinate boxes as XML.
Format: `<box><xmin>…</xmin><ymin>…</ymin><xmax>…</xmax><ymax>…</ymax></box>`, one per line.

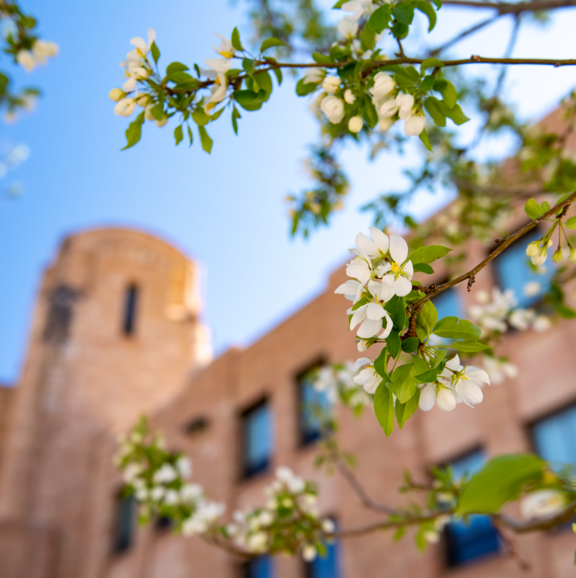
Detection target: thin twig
<box><xmin>429</xmin><ymin>15</ymin><xmax>500</xmax><ymax>56</ymax></box>
<box><xmin>442</xmin><ymin>0</ymin><xmax>576</xmax><ymax>13</ymax></box>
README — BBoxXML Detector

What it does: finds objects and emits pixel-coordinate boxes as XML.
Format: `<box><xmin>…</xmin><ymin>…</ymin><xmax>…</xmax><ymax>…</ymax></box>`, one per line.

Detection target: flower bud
<box><xmin>526</xmin><ymin>240</ymin><xmax>540</xmax><ymax>257</ymax></box>
<box><xmin>348</xmin><ymin>116</ymin><xmax>363</xmax><ymax>133</ymax></box>
<box><xmin>552</xmin><ymin>248</ymin><xmax>563</xmax><ymax>263</ymax></box>
<box><xmin>379</xmin><ymin>117</ymin><xmax>394</xmax><ymax>132</ymax></box>
<box><xmin>156</xmin><ymin>116</ymin><xmax>168</xmax><ymax>127</ymax></box>
<box><xmin>109</xmin><ymin>88</ymin><xmax>125</xmax><ymax>102</ymax></box>
<box><xmin>302</xmin><ymin>545</ymin><xmax>317</xmax><ymax>562</ymax></box>
<box><xmin>136</xmin><ymin>94</ymin><xmax>150</xmax><ymax>107</ymax></box>
<box><xmin>322</xmin><ymin>75</ymin><xmax>340</xmax><ymax>94</ymax></box>
<box><xmin>570</xmin><ymin>247</ymin><xmax>576</xmax><ymax>264</ymax></box>
<box><xmin>145</xmin><ymin>104</ymin><xmax>155</xmax><ymax>121</ymax></box>
<box><xmin>344</xmin><ymin>89</ymin><xmax>356</xmax><ymax>104</ymax></box>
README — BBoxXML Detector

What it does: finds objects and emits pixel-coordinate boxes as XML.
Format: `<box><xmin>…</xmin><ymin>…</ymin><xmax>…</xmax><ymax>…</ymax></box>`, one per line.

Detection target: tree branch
<box><xmin>442</xmin><ymin>0</ymin><xmax>576</xmax><ymax>13</ymax></box>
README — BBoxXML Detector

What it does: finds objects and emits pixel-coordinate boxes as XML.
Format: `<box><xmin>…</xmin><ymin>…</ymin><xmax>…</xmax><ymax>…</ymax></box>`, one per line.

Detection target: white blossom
<box><xmin>114</xmin><ymin>98</ymin><xmax>136</xmax><ymax>117</ymax></box>
<box><xmin>521</xmin><ymin>490</ymin><xmax>566</xmax><ymax>519</ymax></box>
<box><xmin>340</xmin><ymin>0</ymin><xmax>376</xmax><ymax>21</ymax></box>
<box><xmin>439</xmin><ymin>355</ymin><xmax>490</xmax><ymax>408</ymax></box>
<box><xmin>349</xmin><ymin>302</ymin><xmax>393</xmax><ymax>338</ymax></box>
<box><xmin>322</xmin><ymin>75</ymin><xmax>341</xmax><ymax>94</ymax></box>
<box><xmin>349</xmin><ymin>116</ymin><xmax>363</xmax><ymax>133</ymax></box>
<box><xmin>213</xmin><ymin>33</ymin><xmax>235</xmax><ymax>58</ymax></box>
<box><xmin>320</xmin><ymin>95</ymin><xmax>345</xmax><ymax>124</ymax></box>
<box><xmin>404</xmin><ymin>114</ymin><xmax>425</xmax><ymax>136</ymax></box>
<box><xmin>302</xmin><ymin>544</ymin><xmax>317</xmax><ymax>561</ymax></box>
<box><xmin>524</xmin><ymin>281</ymin><xmax>541</xmax><ymax>297</ymax></box>
<box><xmin>176</xmin><ymin>457</ymin><xmax>192</xmax><ymax>479</ymax></box>
<box><xmin>304</xmin><ymin>67</ymin><xmax>325</xmax><ymax>84</ymax></box>
<box><xmin>153</xmin><ymin>464</ymin><xmax>178</xmax><ymax>484</ymax></box>
<box><xmin>16</xmin><ymin>50</ymin><xmax>36</xmax><ymax>72</ymax></box>
<box><xmin>370</xmin><ymin>72</ymin><xmax>395</xmax><ymax>98</ymax></box>
<box><xmin>337</xmin><ymin>17</ymin><xmax>359</xmax><ymax>39</ymax></box>
<box><xmin>352</xmin><ymin>358</ymin><xmax>381</xmax><ymax>394</ymax></box>
<box><xmin>344</xmin><ymin>88</ymin><xmax>356</xmax><ymax>104</ymax></box>
<box><xmin>377</xmin><ymin>234</ymin><xmax>414</xmax><ymax>297</ymax></box>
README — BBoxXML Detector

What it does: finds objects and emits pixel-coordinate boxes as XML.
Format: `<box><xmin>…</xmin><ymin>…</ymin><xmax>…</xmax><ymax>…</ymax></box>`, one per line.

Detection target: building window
<box><xmin>305</xmin><ymin>539</ymin><xmax>341</xmax><ymax>578</ymax></box>
<box><xmin>297</xmin><ymin>367</ymin><xmax>332</xmax><ymax>447</ymax></box>
<box><xmin>112</xmin><ymin>494</ymin><xmax>136</xmax><ymax>554</ymax></box>
<box><xmin>494</xmin><ymin>231</ymin><xmax>554</xmax><ymax>309</ymax></box>
<box><xmin>444</xmin><ymin>450</ymin><xmax>500</xmax><ymax>567</ymax></box>
<box><xmin>239</xmin><ymin>556</ymin><xmax>273</xmax><ymax>578</ymax></box>
<box><xmin>122</xmin><ymin>284</ymin><xmax>139</xmax><ymax>336</ymax></box>
<box><xmin>241</xmin><ymin>400</ymin><xmax>273</xmax><ymax>479</ymax></box>
<box><xmin>531</xmin><ymin>403</ymin><xmax>576</xmax><ymax>468</ymax></box>
<box><xmin>184</xmin><ymin>416</ymin><xmax>210</xmax><ymax>436</ymax></box>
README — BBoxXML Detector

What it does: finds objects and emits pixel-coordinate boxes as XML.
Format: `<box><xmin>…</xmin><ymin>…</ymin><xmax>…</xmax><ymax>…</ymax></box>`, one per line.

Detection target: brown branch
<box><xmin>411</xmin><ymin>190</ymin><xmax>576</xmax><ymax>310</ymax></box>
<box><xmin>442</xmin><ymin>0</ymin><xmax>576</xmax><ymax>13</ymax></box>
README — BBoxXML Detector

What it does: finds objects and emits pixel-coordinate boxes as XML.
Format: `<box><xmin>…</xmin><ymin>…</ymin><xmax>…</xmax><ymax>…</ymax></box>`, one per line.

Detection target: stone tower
<box><xmin>0</xmin><ymin>228</ymin><xmax>211</xmax><ymax>578</ymax></box>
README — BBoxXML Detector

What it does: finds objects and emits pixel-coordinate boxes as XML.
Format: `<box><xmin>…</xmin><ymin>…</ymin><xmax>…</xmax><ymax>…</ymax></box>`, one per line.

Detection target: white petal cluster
<box><xmin>335</xmin><ymin>229</ymin><xmax>414</xmax><ymax>342</ymax></box>
<box><xmin>377</xmin><ymin>92</ymin><xmax>425</xmax><ymax>136</ymax></box>
<box><xmin>520</xmin><ymin>489</ymin><xmax>566</xmax><ymax>520</ymax></box>
<box><xmin>352</xmin><ymin>358</ymin><xmax>382</xmax><ymax>394</ymax></box>
<box><xmin>16</xmin><ymin>40</ymin><xmax>58</xmax><ymax>72</ymax></box>
<box><xmin>202</xmin><ymin>34</ymin><xmax>236</xmax><ymax>113</ymax></box>
<box><xmin>419</xmin><ymin>355</ymin><xmax>490</xmax><ymax>412</ymax></box>
<box><xmin>313</xmin><ymin>362</ymin><xmax>372</xmax><ymax>407</ymax></box>
<box><xmin>336</xmin><ymin>0</ymin><xmax>375</xmax><ymax>39</ymax></box>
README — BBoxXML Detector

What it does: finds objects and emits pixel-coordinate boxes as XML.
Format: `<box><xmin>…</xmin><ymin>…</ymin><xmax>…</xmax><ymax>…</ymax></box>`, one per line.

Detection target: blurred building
<box><xmin>1</xmin><ymin>218</ymin><xmax>576</xmax><ymax>578</ymax></box>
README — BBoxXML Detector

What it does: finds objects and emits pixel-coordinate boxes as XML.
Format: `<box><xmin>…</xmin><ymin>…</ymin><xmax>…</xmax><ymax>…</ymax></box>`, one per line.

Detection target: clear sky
<box><xmin>1</xmin><ymin>0</ymin><xmax>576</xmax><ymax>382</ymax></box>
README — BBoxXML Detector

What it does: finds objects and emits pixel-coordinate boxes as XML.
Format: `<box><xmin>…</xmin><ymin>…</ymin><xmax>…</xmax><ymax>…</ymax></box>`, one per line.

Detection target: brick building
<box><xmin>1</xmin><ymin>217</ymin><xmax>576</xmax><ymax>578</ymax></box>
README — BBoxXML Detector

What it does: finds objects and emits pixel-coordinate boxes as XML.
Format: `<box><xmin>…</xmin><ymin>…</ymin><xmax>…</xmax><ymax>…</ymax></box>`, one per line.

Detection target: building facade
<box><xmin>1</xmin><ymin>222</ymin><xmax>576</xmax><ymax>578</ymax></box>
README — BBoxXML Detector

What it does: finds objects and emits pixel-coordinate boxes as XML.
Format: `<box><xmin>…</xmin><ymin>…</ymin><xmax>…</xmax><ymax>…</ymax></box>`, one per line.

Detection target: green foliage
<box><xmin>389</xmin><ymin>363</ymin><xmax>418</xmax><ymax>403</ymax></box>
<box><xmin>416</xmin><ymin>301</ymin><xmax>437</xmax><ymax>336</ymax></box>
<box><xmin>231</xmin><ymin>27</ymin><xmax>244</xmax><ymax>51</ymax></box>
<box><xmin>457</xmin><ymin>454</ymin><xmax>545</xmax><ymax>515</ymax></box>
<box><xmin>432</xmin><ymin>316</ymin><xmax>481</xmax><ymax>341</ymax></box>
<box><xmin>566</xmin><ymin>216</ymin><xmax>576</xmax><ymax>229</ymax></box>
<box><xmin>174</xmin><ymin>124</ymin><xmax>183</xmax><ymax>145</ymax></box>
<box><xmin>524</xmin><ymin>198</ymin><xmax>549</xmax><ymax>220</ymax></box>
<box><xmin>395</xmin><ymin>390</ymin><xmax>420</xmax><ymax>429</ymax></box>
<box><xmin>260</xmin><ymin>37</ymin><xmax>287</xmax><ymax>52</ymax></box>
<box><xmin>368</xmin><ymin>5</ymin><xmax>392</xmax><ymax>33</ymax></box>
<box><xmin>374</xmin><ymin>383</ymin><xmax>394</xmax><ymax>436</ymax></box>
<box><xmin>409</xmin><ymin>245</ymin><xmax>452</xmax><ymax>264</ymax></box>
<box><xmin>198</xmin><ymin>126</ymin><xmax>213</xmax><ymax>153</ymax></box>
<box><xmin>122</xmin><ymin>112</ymin><xmax>145</xmax><ymax>150</ymax></box>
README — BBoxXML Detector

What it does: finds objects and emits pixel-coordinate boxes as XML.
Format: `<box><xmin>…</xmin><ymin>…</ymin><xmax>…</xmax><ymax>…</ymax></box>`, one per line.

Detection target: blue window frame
<box><xmin>531</xmin><ymin>404</ymin><xmax>576</xmax><ymax>469</ymax></box>
<box><xmin>241</xmin><ymin>401</ymin><xmax>273</xmax><ymax>479</ymax></box>
<box><xmin>445</xmin><ymin>450</ymin><xmax>500</xmax><ymax>567</ymax></box>
<box><xmin>305</xmin><ymin>540</ymin><xmax>341</xmax><ymax>578</ymax></box>
<box><xmin>240</xmin><ymin>556</ymin><xmax>274</xmax><ymax>578</ymax></box>
<box><xmin>298</xmin><ymin>370</ymin><xmax>332</xmax><ymax>446</ymax></box>
<box><xmin>494</xmin><ymin>231</ymin><xmax>554</xmax><ymax>309</ymax></box>
<box><xmin>112</xmin><ymin>494</ymin><xmax>136</xmax><ymax>554</ymax></box>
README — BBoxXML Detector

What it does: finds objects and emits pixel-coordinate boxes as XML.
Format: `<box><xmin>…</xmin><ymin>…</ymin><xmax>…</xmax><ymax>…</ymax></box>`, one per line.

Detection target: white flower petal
<box><xmin>379</xmin><ymin>280</ymin><xmax>395</xmax><ymax>303</ymax></box>
<box><xmin>356</xmin><ymin>232</ymin><xmax>379</xmax><ymax>258</ymax></box>
<box><xmin>335</xmin><ymin>280</ymin><xmax>360</xmax><ymax>295</ymax></box>
<box><xmin>353</xmin><ymin>357</ymin><xmax>372</xmax><ymax>372</ymax></box>
<box><xmin>368</xmin><ymin>227</ymin><xmax>389</xmax><ymax>254</ymax></box>
<box><xmin>445</xmin><ymin>355</ymin><xmax>461</xmax><ymax>371</ymax></box>
<box><xmin>403</xmin><ymin>260</ymin><xmax>414</xmax><ymax>279</ymax></box>
<box><xmin>349</xmin><ymin>306</ymin><xmax>367</xmax><ymax>330</ymax></box>
<box><xmin>389</xmin><ymin>234</ymin><xmax>408</xmax><ymax>264</ymax></box>
<box><xmin>380</xmin><ymin>311</ymin><xmax>393</xmax><ymax>338</ymax></box>
<box><xmin>394</xmin><ymin>276</ymin><xmax>412</xmax><ymax>297</ymax></box>
<box><xmin>366</xmin><ymin>303</ymin><xmax>386</xmax><ymax>320</ymax></box>
<box><xmin>130</xmin><ymin>37</ymin><xmax>147</xmax><ymax>52</ymax></box>
<box><xmin>455</xmin><ymin>380</ymin><xmax>483</xmax><ymax>406</ymax></box>
<box><xmin>466</xmin><ymin>367</ymin><xmax>491</xmax><ymax>386</ymax></box>
<box><xmin>419</xmin><ymin>383</ymin><xmax>436</xmax><ymax>411</ymax></box>
<box><xmin>357</xmin><ymin>317</ymin><xmax>382</xmax><ymax>338</ymax></box>
<box><xmin>436</xmin><ymin>388</ymin><xmax>456</xmax><ymax>411</ymax></box>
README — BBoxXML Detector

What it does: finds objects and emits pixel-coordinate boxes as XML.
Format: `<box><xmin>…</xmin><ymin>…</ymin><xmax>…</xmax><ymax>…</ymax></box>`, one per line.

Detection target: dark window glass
<box><xmin>241</xmin><ymin>401</ymin><xmax>273</xmax><ymax>479</ymax></box>
<box><xmin>495</xmin><ymin>231</ymin><xmax>554</xmax><ymax>309</ymax></box>
<box><xmin>240</xmin><ymin>556</ymin><xmax>274</xmax><ymax>578</ymax></box>
<box><xmin>305</xmin><ymin>541</ymin><xmax>341</xmax><ymax>578</ymax></box>
<box><xmin>112</xmin><ymin>494</ymin><xmax>135</xmax><ymax>554</ymax></box>
<box><xmin>445</xmin><ymin>450</ymin><xmax>500</xmax><ymax>567</ymax></box>
<box><xmin>122</xmin><ymin>285</ymin><xmax>139</xmax><ymax>335</ymax></box>
<box><xmin>298</xmin><ymin>371</ymin><xmax>331</xmax><ymax>446</ymax></box>
<box><xmin>155</xmin><ymin>515</ymin><xmax>173</xmax><ymax>532</ymax></box>
<box><xmin>532</xmin><ymin>404</ymin><xmax>576</xmax><ymax>469</ymax></box>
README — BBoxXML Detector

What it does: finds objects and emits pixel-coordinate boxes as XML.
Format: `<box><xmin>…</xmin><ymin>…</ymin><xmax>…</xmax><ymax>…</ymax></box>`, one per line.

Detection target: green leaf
<box><xmin>361</xmin><ymin>98</ymin><xmax>379</xmax><ymax>129</ymax></box>
<box><xmin>234</xmin><ymin>89</ymin><xmax>265</xmax><ymax>110</ymax></box>
<box><xmin>312</xmin><ymin>52</ymin><xmax>333</xmax><ymax>64</ymax></box>
<box><xmin>411</xmin><ymin>354</ymin><xmax>428</xmax><ymax>376</ymax></box>
<box><xmin>174</xmin><ymin>124</ymin><xmax>183</xmax><ymax>146</ymax></box>
<box><xmin>360</xmin><ymin>22</ymin><xmax>377</xmax><ymax>50</ymax></box>
<box><xmin>385</xmin><ymin>295</ymin><xmax>407</xmax><ymax>330</ymax></box>
<box><xmin>524</xmin><ymin>198</ymin><xmax>545</xmax><ymax>220</ymax></box>
<box><xmin>395</xmin><ymin>390</ymin><xmax>420</xmax><ymax>429</ymax></box>
<box><xmin>433</xmin><ymin>317</ymin><xmax>481</xmax><ymax>341</ymax></box>
<box><xmin>557</xmin><ymin>304</ymin><xmax>576</xmax><ymax>319</ymax></box>
<box><xmin>198</xmin><ymin>126</ymin><xmax>213</xmax><ymax>154</ymax></box>
<box><xmin>253</xmin><ymin>70</ymin><xmax>273</xmax><ymax>97</ymax></box>
<box><xmin>296</xmin><ymin>78</ymin><xmax>318</xmax><ymax>96</ymax></box>
<box><xmin>444</xmin><ymin>103</ymin><xmax>470</xmax><ymax>125</ymax></box>
<box><xmin>409</xmin><ymin>245</ymin><xmax>452</xmax><ymax>264</ymax></box>
<box><xmin>150</xmin><ymin>41</ymin><xmax>160</xmax><ymax>65</ymax></box>
<box><xmin>387</xmin><ymin>329</ymin><xmax>401</xmax><ymax>359</ymax></box>
<box><xmin>168</xmin><ymin>71</ymin><xmax>196</xmax><ymax>85</ymax></box>
<box><xmin>231</xmin><ymin>106</ymin><xmax>241</xmax><ymax>135</ymax></box>
<box><xmin>392</xmin><ymin>2</ymin><xmax>415</xmax><ymax>25</ymax></box>
<box><xmin>121</xmin><ymin>111</ymin><xmax>145</xmax><ymax>151</ymax></box>
<box><xmin>416</xmin><ymin>301</ymin><xmax>437</xmax><ymax>336</ymax></box>
<box><xmin>151</xmin><ymin>104</ymin><xmax>164</xmax><ymax>121</ymax></box>
<box><xmin>191</xmin><ymin>110</ymin><xmax>211</xmax><ymax>126</ymax></box>
<box><xmin>272</xmin><ymin>67</ymin><xmax>283</xmax><ymax>85</ymax></box>
<box><xmin>374</xmin><ymin>383</ymin><xmax>394</xmax><ymax>437</ymax></box>
<box><xmin>420</xmin><ymin>75</ymin><xmax>435</xmax><ymax>92</ymax></box>
<box><xmin>449</xmin><ymin>341</ymin><xmax>492</xmax><ymax>353</ymax></box>
<box><xmin>415</xmin><ymin>362</ymin><xmax>445</xmax><ymax>384</ymax></box>
<box><xmin>457</xmin><ymin>454</ymin><xmax>545</xmax><ymax>515</ymax></box>
<box><xmin>424</xmin><ymin>97</ymin><xmax>447</xmax><ymax>127</ymax></box>
<box><xmin>166</xmin><ymin>62</ymin><xmax>189</xmax><ymax>75</ymax></box>
<box><xmin>401</xmin><ymin>337</ymin><xmax>419</xmax><ymax>353</ymax></box>
<box><xmin>433</xmin><ymin>79</ymin><xmax>457</xmax><ymax>109</ymax></box>
<box><xmin>389</xmin><ymin>363</ymin><xmax>418</xmax><ymax>404</ymax></box>
<box><xmin>231</xmin><ymin>27</ymin><xmax>243</xmax><ymax>52</ymax></box>
<box><xmin>369</xmin><ymin>4</ymin><xmax>392</xmax><ymax>33</ymax></box>
<box><xmin>332</xmin><ymin>0</ymin><xmax>347</xmax><ymax>7</ymax></box>
<box><xmin>419</xmin><ymin>128</ymin><xmax>432</xmax><ymax>151</ymax></box>
<box><xmin>187</xmin><ymin>125</ymin><xmax>193</xmax><ymax>146</ymax></box>
<box><xmin>421</xmin><ymin>57</ymin><xmax>444</xmax><ymax>74</ymax></box>
<box><xmin>374</xmin><ymin>348</ymin><xmax>390</xmax><ymax>380</ymax></box>
<box><xmin>260</xmin><ymin>37</ymin><xmax>287</xmax><ymax>53</ymax></box>
<box><xmin>413</xmin><ymin>263</ymin><xmax>434</xmax><ymax>274</ymax></box>
<box><xmin>415</xmin><ymin>1</ymin><xmax>437</xmax><ymax>31</ymax></box>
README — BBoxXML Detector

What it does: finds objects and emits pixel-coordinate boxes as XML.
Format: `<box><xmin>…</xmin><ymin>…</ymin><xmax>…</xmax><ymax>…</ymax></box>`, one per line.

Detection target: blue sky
<box><xmin>1</xmin><ymin>1</ymin><xmax>576</xmax><ymax>382</ymax></box>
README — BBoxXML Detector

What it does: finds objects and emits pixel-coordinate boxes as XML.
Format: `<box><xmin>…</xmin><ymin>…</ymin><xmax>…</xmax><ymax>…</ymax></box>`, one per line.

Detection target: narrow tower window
<box><xmin>122</xmin><ymin>284</ymin><xmax>139</xmax><ymax>336</ymax></box>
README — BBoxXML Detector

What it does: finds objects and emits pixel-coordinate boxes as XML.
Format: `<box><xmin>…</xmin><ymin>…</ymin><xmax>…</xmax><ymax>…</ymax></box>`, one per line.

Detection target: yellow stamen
<box><xmin>220</xmin><ymin>51</ymin><xmax>234</xmax><ymax>58</ymax></box>
<box><xmin>390</xmin><ymin>262</ymin><xmax>401</xmax><ymax>274</ymax></box>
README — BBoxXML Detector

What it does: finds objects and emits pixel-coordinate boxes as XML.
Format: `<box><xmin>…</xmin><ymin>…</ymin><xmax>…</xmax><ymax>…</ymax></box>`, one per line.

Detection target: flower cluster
<box><xmin>116</xmin><ymin>419</ymin><xmax>224</xmax><ymax>534</ymax></box>
<box><xmin>16</xmin><ymin>39</ymin><xmax>58</xmax><ymax>72</ymax></box>
<box><xmin>312</xmin><ymin>362</ymin><xmax>372</xmax><ymax>409</ymax></box>
<box><xmin>227</xmin><ymin>467</ymin><xmax>335</xmax><ymax>560</ymax></box>
<box><xmin>335</xmin><ymin>228</ymin><xmax>413</xmax><ymax>341</ymax></box>
<box><xmin>419</xmin><ymin>355</ymin><xmax>490</xmax><ymax>412</ymax></box>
